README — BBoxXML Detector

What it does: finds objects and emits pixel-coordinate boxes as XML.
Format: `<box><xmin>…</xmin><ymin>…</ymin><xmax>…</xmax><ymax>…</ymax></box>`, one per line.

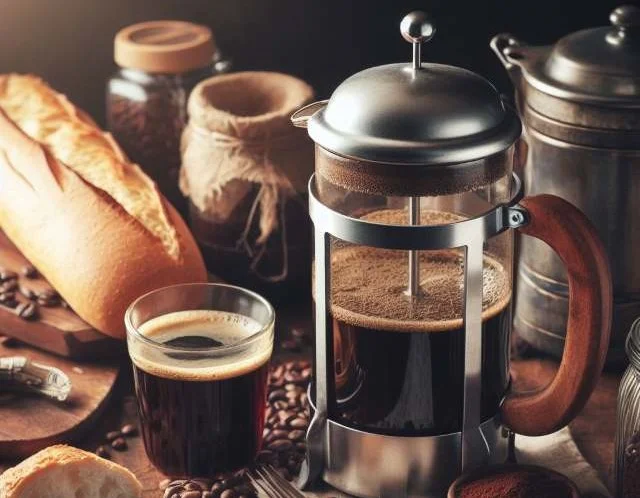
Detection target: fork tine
<box><xmin>270</xmin><ymin>464</ymin><xmax>306</xmax><ymax>495</ymax></box>
<box><xmin>248</xmin><ymin>468</ymin><xmax>276</xmax><ymax>498</ymax></box>
<box><xmin>256</xmin><ymin>466</ymin><xmax>292</xmax><ymax>498</ymax></box>
<box><xmin>260</xmin><ymin>465</ymin><xmax>305</xmax><ymax>498</ymax></box>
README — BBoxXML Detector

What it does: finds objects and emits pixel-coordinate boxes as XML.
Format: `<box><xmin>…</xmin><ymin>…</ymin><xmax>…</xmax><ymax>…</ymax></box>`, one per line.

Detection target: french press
<box><xmin>292</xmin><ymin>12</ymin><xmax>612</xmax><ymax>498</ymax></box>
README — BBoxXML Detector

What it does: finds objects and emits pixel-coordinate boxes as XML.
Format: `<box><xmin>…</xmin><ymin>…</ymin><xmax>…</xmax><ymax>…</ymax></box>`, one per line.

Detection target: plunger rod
<box><xmin>407</xmin><ymin>196</ymin><xmax>420</xmax><ymax>296</ymax></box>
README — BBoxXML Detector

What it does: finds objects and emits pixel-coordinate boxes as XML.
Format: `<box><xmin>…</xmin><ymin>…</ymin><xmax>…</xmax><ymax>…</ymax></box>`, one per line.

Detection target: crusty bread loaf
<box><xmin>0</xmin><ymin>445</ymin><xmax>142</xmax><ymax>498</ymax></box>
<box><xmin>0</xmin><ymin>74</ymin><xmax>207</xmax><ymax>338</ymax></box>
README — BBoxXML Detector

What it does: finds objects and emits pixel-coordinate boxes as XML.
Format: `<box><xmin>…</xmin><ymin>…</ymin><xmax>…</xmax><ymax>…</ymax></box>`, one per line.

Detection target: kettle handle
<box><xmin>501</xmin><ymin>194</ymin><xmax>612</xmax><ymax>436</ymax></box>
<box><xmin>490</xmin><ymin>34</ymin><xmax>528</xmax><ymax>70</ymax></box>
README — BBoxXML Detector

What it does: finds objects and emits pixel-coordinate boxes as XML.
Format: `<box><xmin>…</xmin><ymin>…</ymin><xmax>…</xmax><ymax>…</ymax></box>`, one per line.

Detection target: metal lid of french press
<box><xmin>306</xmin><ymin>12</ymin><xmax>521</xmax><ymax>167</ymax></box>
<box><xmin>500</xmin><ymin>5</ymin><xmax>640</xmax><ymax>107</ymax></box>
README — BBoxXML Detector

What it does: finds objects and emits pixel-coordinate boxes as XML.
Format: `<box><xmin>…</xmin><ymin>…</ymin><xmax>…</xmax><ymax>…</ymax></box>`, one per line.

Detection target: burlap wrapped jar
<box><xmin>180</xmin><ymin>71</ymin><xmax>314</xmax><ymax>302</ymax></box>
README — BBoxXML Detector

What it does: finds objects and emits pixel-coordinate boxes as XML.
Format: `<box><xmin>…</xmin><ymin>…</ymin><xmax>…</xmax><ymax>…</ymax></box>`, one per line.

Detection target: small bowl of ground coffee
<box><xmin>447</xmin><ymin>464</ymin><xmax>580</xmax><ymax>498</ymax></box>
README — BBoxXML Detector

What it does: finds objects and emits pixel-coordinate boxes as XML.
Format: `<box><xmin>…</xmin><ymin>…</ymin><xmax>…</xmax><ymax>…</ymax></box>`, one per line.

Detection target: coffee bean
<box><xmin>164</xmin><ymin>487</ymin><xmax>183</xmax><ymax>498</ymax></box>
<box><xmin>203</xmin><ymin>493</ymin><xmax>213</xmax><ymax>498</ymax></box>
<box><xmin>288</xmin><ymin>430</ymin><xmax>305</xmax><ymax>441</ymax></box>
<box><xmin>268</xmin><ymin>439</ymin><xmax>293</xmax><ymax>452</ymax></box>
<box><xmin>16</xmin><ymin>301</ymin><xmax>38</xmax><ymax>320</ymax></box>
<box><xmin>0</xmin><ymin>269</ymin><xmax>17</xmax><ymax>282</ymax></box>
<box><xmin>22</xmin><ymin>265</ymin><xmax>38</xmax><ymax>279</ymax></box>
<box><xmin>0</xmin><ymin>292</ymin><xmax>18</xmax><ymax>308</ymax></box>
<box><xmin>273</xmin><ymin>400</ymin><xmax>288</xmax><ymax>410</ymax></box>
<box><xmin>37</xmin><ymin>289</ymin><xmax>59</xmax><ymax>307</ymax></box>
<box><xmin>106</xmin><ymin>430</ymin><xmax>121</xmax><ymax>442</ymax></box>
<box><xmin>285</xmin><ymin>390</ymin><xmax>299</xmax><ymax>401</ymax></box>
<box><xmin>264</xmin><ymin>429</ymin><xmax>288</xmax><ymax>444</ymax></box>
<box><xmin>18</xmin><ymin>285</ymin><xmax>37</xmax><ymax>300</ymax></box>
<box><xmin>111</xmin><ymin>437</ymin><xmax>127</xmax><ymax>451</ymax></box>
<box><xmin>268</xmin><ymin>389</ymin><xmax>287</xmax><ymax>403</ymax></box>
<box><xmin>182</xmin><ymin>491</ymin><xmax>202</xmax><ymax>498</ymax></box>
<box><xmin>210</xmin><ymin>482</ymin><xmax>224</xmax><ymax>493</ymax></box>
<box><xmin>95</xmin><ymin>445</ymin><xmax>110</xmax><ymax>459</ymax></box>
<box><xmin>0</xmin><ymin>281</ymin><xmax>16</xmax><ymax>293</ymax></box>
<box><xmin>220</xmin><ymin>489</ymin><xmax>236</xmax><ymax>498</ymax></box>
<box><xmin>192</xmin><ymin>479</ymin><xmax>213</xmax><ymax>489</ymax></box>
<box><xmin>284</xmin><ymin>371</ymin><xmax>304</xmax><ymax>384</ymax></box>
<box><xmin>289</xmin><ymin>418</ymin><xmax>307</xmax><ymax>429</ymax></box>
<box><xmin>121</xmin><ymin>424</ymin><xmax>138</xmax><ymax>437</ymax></box>
<box><xmin>159</xmin><ymin>479</ymin><xmax>172</xmax><ymax>490</ymax></box>
<box><xmin>184</xmin><ymin>482</ymin><xmax>201</xmax><ymax>491</ymax></box>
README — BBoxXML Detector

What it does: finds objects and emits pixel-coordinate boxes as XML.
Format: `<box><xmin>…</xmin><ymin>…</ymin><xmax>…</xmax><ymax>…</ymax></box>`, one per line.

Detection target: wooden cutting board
<box><xmin>0</xmin><ymin>337</ymin><xmax>121</xmax><ymax>460</ymax></box>
<box><xmin>0</xmin><ymin>232</ymin><xmax>122</xmax><ymax>359</ymax></box>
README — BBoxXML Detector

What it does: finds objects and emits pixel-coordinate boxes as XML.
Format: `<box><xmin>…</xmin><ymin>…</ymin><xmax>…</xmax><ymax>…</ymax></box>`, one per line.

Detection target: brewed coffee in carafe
<box><xmin>314</xmin><ymin>150</ymin><xmax>515</xmax><ymax>437</ymax></box>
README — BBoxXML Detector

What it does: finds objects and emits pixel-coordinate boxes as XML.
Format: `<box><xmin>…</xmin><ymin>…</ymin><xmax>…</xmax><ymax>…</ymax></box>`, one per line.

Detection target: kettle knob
<box><xmin>400</xmin><ymin>11</ymin><xmax>436</xmax><ymax>69</ymax></box>
<box><xmin>610</xmin><ymin>5</ymin><xmax>640</xmax><ymax>29</ymax></box>
<box><xmin>607</xmin><ymin>5</ymin><xmax>640</xmax><ymax>44</ymax></box>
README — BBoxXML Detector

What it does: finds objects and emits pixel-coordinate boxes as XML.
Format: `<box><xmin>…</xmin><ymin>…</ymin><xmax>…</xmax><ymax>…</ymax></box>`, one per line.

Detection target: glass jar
<box><xmin>615</xmin><ymin>318</ymin><xmax>640</xmax><ymax>498</ymax></box>
<box><xmin>106</xmin><ymin>21</ymin><xmax>231</xmax><ymax>216</ymax></box>
<box><xmin>180</xmin><ymin>72</ymin><xmax>315</xmax><ymax>305</ymax></box>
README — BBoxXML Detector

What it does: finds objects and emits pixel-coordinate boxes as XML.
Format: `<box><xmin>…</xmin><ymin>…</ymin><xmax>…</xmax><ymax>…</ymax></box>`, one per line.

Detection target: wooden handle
<box><xmin>501</xmin><ymin>194</ymin><xmax>612</xmax><ymax>436</ymax></box>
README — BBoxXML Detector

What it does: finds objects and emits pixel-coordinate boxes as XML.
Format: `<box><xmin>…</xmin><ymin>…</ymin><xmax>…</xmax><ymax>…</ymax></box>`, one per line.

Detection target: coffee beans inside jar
<box><xmin>107</xmin><ymin>20</ymin><xmax>230</xmax><ymax>216</ymax></box>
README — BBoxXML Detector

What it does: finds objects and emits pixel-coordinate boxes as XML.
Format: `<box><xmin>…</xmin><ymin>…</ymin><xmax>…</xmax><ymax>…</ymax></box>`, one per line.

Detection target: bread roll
<box><xmin>0</xmin><ymin>445</ymin><xmax>142</xmax><ymax>498</ymax></box>
<box><xmin>0</xmin><ymin>74</ymin><xmax>207</xmax><ymax>338</ymax></box>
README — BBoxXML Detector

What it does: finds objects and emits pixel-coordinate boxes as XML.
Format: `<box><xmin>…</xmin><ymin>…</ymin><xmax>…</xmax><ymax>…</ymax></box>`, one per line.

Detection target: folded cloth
<box><xmin>516</xmin><ymin>427</ymin><xmax>612</xmax><ymax>498</ymax></box>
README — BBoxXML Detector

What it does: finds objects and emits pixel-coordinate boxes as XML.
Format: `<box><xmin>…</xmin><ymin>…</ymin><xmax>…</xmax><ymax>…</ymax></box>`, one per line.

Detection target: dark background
<box><xmin>0</xmin><ymin>0</ymin><xmax>624</xmax><ymax>124</ymax></box>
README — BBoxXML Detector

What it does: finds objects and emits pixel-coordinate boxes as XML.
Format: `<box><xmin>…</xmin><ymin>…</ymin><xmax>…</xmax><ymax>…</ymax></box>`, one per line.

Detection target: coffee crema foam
<box><xmin>129</xmin><ymin>310</ymin><xmax>272</xmax><ymax>381</ymax></box>
<box><xmin>330</xmin><ymin>208</ymin><xmax>512</xmax><ymax>333</ymax></box>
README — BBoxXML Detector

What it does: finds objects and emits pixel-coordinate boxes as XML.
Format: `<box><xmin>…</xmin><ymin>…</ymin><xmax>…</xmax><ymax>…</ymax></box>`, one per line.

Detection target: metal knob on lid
<box><xmin>400</xmin><ymin>11</ymin><xmax>436</xmax><ymax>69</ymax></box>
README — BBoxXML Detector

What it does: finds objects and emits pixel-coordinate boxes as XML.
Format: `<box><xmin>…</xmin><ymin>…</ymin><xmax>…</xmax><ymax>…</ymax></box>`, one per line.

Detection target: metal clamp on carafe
<box><xmin>293</xmin><ymin>11</ymin><xmax>613</xmax><ymax>498</ymax></box>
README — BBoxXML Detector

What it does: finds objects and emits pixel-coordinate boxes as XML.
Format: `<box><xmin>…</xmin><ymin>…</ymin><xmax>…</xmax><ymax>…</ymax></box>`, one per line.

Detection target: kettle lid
<box><xmin>500</xmin><ymin>5</ymin><xmax>640</xmax><ymax>106</ymax></box>
<box><xmin>306</xmin><ymin>11</ymin><xmax>521</xmax><ymax>165</ymax></box>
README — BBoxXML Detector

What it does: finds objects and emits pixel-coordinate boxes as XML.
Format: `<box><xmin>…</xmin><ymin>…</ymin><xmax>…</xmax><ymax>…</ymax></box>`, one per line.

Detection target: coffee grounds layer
<box><xmin>330</xmin><ymin>209</ymin><xmax>511</xmax><ymax>333</ymax></box>
<box><xmin>129</xmin><ymin>309</ymin><xmax>273</xmax><ymax>381</ymax></box>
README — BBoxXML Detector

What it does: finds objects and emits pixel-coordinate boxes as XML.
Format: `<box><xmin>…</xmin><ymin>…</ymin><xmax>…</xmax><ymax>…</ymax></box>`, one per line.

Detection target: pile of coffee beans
<box><xmin>0</xmin><ymin>264</ymin><xmax>65</xmax><ymax>321</ymax></box>
<box><xmin>96</xmin><ymin>424</ymin><xmax>139</xmax><ymax>459</ymax></box>
<box><xmin>160</xmin><ymin>471</ymin><xmax>255</xmax><ymax>498</ymax></box>
<box><xmin>161</xmin><ymin>360</ymin><xmax>311</xmax><ymax>498</ymax></box>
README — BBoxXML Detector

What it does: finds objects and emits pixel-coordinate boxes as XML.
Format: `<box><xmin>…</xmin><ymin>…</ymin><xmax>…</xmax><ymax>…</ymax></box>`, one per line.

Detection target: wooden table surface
<box><xmin>0</xmin><ymin>337</ymin><xmax>621</xmax><ymax>497</ymax></box>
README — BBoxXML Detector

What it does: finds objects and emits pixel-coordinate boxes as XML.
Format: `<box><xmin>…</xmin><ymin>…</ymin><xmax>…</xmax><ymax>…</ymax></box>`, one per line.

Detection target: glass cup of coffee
<box><xmin>125</xmin><ymin>283</ymin><xmax>274</xmax><ymax>478</ymax></box>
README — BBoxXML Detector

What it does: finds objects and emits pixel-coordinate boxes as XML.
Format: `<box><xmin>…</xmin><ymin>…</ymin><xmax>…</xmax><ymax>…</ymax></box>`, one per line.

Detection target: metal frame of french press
<box><xmin>297</xmin><ymin>172</ymin><xmax>526</xmax><ymax>497</ymax></box>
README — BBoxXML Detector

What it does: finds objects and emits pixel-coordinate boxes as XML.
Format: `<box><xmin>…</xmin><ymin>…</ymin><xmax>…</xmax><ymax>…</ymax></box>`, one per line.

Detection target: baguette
<box><xmin>0</xmin><ymin>74</ymin><xmax>207</xmax><ymax>338</ymax></box>
<box><xmin>0</xmin><ymin>445</ymin><xmax>143</xmax><ymax>498</ymax></box>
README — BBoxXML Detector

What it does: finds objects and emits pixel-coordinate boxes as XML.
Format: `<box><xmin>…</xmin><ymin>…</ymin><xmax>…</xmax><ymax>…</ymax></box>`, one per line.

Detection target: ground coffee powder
<box><xmin>456</xmin><ymin>468</ymin><xmax>573</xmax><ymax>498</ymax></box>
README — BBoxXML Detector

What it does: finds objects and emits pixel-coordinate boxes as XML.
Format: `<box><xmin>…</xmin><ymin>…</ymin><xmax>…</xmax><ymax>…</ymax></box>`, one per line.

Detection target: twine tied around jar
<box><xmin>180</xmin><ymin>72</ymin><xmax>314</xmax><ymax>282</ymax></box>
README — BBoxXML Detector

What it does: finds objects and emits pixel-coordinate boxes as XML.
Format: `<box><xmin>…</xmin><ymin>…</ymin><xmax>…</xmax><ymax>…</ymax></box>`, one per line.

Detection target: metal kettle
<box><xmin>491</xmin><ymin>5</ymin><xmax>640</xmax><ymax>364</ymax></box>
